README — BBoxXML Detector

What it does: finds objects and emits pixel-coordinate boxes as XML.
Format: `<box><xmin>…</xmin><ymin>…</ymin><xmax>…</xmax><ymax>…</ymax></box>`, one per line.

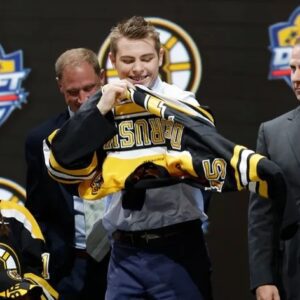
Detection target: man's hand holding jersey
<box><xmin>97</xmin><ymin>80</ymin><xmax>134</xmax><ymax>115</ymax></box>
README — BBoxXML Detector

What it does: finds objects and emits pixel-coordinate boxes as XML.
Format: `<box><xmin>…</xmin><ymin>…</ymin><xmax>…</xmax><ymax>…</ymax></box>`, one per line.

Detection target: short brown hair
<box><xmin>55</xmin><ymin>48</ymin><xmax>101</xmax><ymax>80</ymax></box>
<box><xmin>109</xmin><ymin>16</ymin><xmax>161</xmax><ymax>56</ymax></box>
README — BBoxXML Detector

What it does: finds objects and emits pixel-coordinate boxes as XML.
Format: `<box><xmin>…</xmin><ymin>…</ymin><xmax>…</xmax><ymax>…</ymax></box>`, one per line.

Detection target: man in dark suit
<box><xmin>248</xmin><ymin>39</ymin><xmax>300</xmax><ymax>300</ymax></box>
<box><xmin>25</xmin><ymin>48</ymin><xmax>109</xmax><ymax>300</ymax></box>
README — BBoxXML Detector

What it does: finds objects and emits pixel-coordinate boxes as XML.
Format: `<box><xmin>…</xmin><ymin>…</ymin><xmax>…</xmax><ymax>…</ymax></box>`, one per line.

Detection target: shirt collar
<box><xmin>150</xmin><ymin>77</ymin><xmax>163</xmax><ymax>92</ymax></box>
<box><xmin>68</xmin><ymin>106</ymin><xmax>75</xmax><ymax>117</ymax></box>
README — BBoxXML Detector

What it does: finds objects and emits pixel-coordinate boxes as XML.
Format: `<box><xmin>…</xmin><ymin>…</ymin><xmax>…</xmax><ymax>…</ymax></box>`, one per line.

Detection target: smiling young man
<box><xmin>108</xmin><ymin>24</ymin><xmax>163</xmax><ymax>88</ymax></box>
<box><xmin>44</xmin><ymin>17</ymin><xmax>212</xmax><ymax>300</ymax></box>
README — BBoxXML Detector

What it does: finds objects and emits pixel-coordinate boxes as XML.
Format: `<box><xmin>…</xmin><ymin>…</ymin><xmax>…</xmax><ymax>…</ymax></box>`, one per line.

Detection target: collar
<box><xmin>68</xmin><ymin>106</ymin><xmax>75</xmax><ymax>117</ymax></box>
<box><xmin>149</xmin><ymin>77</ymin><xmax>163</xmax><ymax>93</ymax></box>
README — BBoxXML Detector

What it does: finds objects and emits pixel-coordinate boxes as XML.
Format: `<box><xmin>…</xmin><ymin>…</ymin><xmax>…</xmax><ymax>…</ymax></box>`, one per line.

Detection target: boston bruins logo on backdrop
<box><xmin>0</xmin><ymin>177</ymin><xmax>26</xmax><ymax>204</ymax></box>
<box><xmin>98</xmin><ymin>17</ymin><xmax>202</xmax><ymax>93</ymax></box>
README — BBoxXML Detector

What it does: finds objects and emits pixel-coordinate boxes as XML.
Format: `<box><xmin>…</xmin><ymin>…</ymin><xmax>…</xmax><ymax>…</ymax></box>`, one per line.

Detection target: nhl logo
<box><xmin>268</xmin><ymin>6</ymin><xmax>300</xmax><ymax>87</ymax></box>
<box><xmin>0</xmin><ymin>45</ymin><xmax>30</xmax><ymax>127</ymax></box>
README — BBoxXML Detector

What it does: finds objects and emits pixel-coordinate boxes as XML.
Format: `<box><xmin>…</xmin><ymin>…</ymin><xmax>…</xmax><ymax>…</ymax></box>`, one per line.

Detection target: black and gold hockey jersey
<box><xmin>44</xmin><ymin>87</ymin><xmax>298</xmax><ymax>239</ymax></box>
<box><xmin>0</xmin><ymin>200</ymin><xmax>58</xmax><ymax>299</ymax></box>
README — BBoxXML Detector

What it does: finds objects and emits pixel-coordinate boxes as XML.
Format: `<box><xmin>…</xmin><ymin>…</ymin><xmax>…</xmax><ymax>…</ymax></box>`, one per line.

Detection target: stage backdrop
<box><xmin>1</xmin><ymin>1</ymin><xmax>299</xmax><ymax>299</ymax></box>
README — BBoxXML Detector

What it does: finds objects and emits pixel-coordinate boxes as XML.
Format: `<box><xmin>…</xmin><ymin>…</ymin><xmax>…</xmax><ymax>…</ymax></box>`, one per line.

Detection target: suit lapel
<box><xmin>287</xmin><ymin>106</ymin><xmax>300</xmax><ymax>166</ymax></box>
<box><xmin>58</xmin><ymin>109</ymin><xmax>70</xmax><ymax>126</ymax></box>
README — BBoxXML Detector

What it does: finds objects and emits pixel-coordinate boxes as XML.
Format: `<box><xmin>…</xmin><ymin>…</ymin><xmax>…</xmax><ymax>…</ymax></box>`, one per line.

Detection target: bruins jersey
<box><xmin>44</xmin><ymin>87</ymin><xmax>298</xmax><ymax>239</ymax></box>
<box><xmin>0</xmin><ymin>200</ymin><xmax>58</xmax><ymax>299</ymax></box>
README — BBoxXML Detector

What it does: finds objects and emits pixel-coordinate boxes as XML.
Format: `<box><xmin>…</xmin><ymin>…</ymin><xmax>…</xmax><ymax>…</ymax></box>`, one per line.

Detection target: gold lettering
<box><xmin>202</xmin><ymin>159</ymin><xmax>227</xmax><ymax>180</ymax></box>
<box><xmin>149</xmin><ymin>118</ymin><xmax>165</xmax><ymax>145</ymax></box>
<box><xmin>103</xmin><ymin>117</ymin><xmax>185</xmax><ymax>150</ymax></box>
<box><xmin>41</xmin><ymin>252</ymin><xmax>50</xmax><ymax>279</ymax></box>
<box><xmin>162</xmin><ymin>119</ymin><xmax>173</xmax><ymax>140</ymax></box>
<box><xmin>202</xmin><ymin>159</ymin><xmax>227</xmax><ymax>192</ymax></box>
<box><xmin>135</xmin><ymin>119</ymin><xmax>151</xmax><ymax>146</ymax></box>
<box><xmin>103</xmin><ymin>134</ymin><xmax>120</xmax><ymax>150</ymax></box>
<box><xmin>119</xmin><ymin>120</ymin><xmax>135</xmax><ymax>148</ymax></box>
<box><xmin>170</xmin><ymin>123</ymin><xmax>184</xmax><ymax>150</ymax></box>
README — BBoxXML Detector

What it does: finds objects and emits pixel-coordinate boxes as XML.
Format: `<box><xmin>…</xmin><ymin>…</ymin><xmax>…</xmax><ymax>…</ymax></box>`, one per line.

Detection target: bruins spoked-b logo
<box><xmin>0</xmin><ymin>177</ymin><xmax>26</xmax><ymax>205</ymax></box>
<box><xmin>98</xmin><ymin>17</ymin><xmax>202</xmax><ymax>93</ymax></box>
<box><xmin>0</xmin><ymin>243</ymin><xmax>22</xmax><ymax>277</ymax></box>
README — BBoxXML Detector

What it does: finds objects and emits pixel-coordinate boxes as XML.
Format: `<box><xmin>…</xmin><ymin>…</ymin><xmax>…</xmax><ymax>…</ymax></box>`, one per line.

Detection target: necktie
<box><xmin>84</xmin><ymin>198</ymin><xmax>110</xmax><ymax>262</ymax></box>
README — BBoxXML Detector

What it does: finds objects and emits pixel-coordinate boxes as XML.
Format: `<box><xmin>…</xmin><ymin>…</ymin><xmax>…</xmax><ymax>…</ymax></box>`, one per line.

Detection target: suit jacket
<box><xmin>25</xmin><ymin>110</ymin><xmax>75</xmax><ymax>285</ymax></box>
<box><xmin>248</xmin><ymin>105</ymin><xmax>300</xmax><ymax>299</ymax></box>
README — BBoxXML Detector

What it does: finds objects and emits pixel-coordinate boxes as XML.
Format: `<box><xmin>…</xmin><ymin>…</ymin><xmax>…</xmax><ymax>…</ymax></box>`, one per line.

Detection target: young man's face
<box><xmin>58</xmin><ymin>61</ymin><xmax>104</xmax><ymax>112</ymax></box>
<box><xmin>290</xmin><ymin>45</ymin><xmax>300</xmax><ymax>101</ymax></box>
<box><xmin>109</xmin><ymin>37</ymin><xmax>164</xmax><ymax>88</ymax></box>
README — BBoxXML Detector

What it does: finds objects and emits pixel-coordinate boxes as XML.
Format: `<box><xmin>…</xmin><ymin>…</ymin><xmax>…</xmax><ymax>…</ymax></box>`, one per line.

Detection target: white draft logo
<box><xmin>268</xmin><ymin>6</ymin><xmax>300</xmax><ymax>87</ymax></box>
<box><xmin>98</xmin><ymin>17</ymin><xmax>202</xmax><ymax>93</ymax></box>
<box><xmin>0</xmin><ymin>177</ymin><xmax>26</xmax><ymax>205</ymax></box>
<box><xmin>0</xmin><ymin>44</ymin><xmax>30</xmax><ymax>127</ymax></box>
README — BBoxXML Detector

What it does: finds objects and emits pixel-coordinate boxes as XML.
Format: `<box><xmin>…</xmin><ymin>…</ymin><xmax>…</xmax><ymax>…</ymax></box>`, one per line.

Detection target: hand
<box><xmin>256</xmin><ymin>285</ymin><xmax>280</xmax><ymax>300</ymax></box>
<box><xmin>97</xmin><ymin>80</ymin><xmax>134</xmax><ymax>115</ymax></box>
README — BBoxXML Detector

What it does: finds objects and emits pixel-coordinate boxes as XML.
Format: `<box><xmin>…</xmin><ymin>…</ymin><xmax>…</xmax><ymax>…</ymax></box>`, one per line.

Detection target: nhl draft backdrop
<box><xmin>1</xmin><ymin>1</ymin><xmax>299</xmax><ymax>299</ymax></box>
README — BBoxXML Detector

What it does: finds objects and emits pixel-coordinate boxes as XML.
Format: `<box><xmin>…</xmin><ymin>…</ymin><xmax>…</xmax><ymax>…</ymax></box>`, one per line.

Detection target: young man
<box><xmin>248</xmin><ymin>38</ymin><xmax>300</xmax><ymax>300</ymax></box>
<box><xmin>25</xmin><ymin>48</ymin><xmax>109</xmax><ymax>300</ymax></box>
<box><xmin>44</xmin><ymin>17</ymin><xmax>212</xmax><ymax>299</ymax></box>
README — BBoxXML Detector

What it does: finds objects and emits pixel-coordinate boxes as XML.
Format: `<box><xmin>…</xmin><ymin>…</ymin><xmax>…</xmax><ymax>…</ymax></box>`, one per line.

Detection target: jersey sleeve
<box><xmin>43</xmin><ymin>92</ymin><xmax>117</xmax><ymax>184</ymax></box>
